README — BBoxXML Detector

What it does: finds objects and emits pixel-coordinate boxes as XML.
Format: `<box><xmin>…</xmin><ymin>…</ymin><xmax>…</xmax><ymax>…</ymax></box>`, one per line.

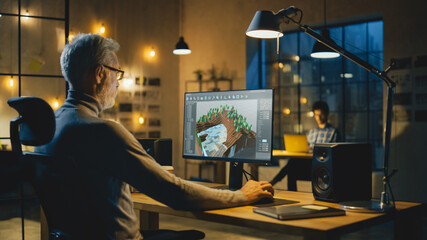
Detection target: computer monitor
<box><xmin>183</xmin><ymin>89</ymin><xmax>273</xmax><ymax>190</ymax></box>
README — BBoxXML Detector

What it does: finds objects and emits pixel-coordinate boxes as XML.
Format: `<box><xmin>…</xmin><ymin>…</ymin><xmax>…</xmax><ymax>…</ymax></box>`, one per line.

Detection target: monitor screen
<box><xmin>183</xmin><ymin>89</ymin><xmax>273</xmax><ymax>164</ymax></box>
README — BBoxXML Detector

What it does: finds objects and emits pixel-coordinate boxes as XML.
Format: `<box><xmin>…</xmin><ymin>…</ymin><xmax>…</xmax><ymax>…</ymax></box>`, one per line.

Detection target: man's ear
<box><xmin>95</xmin><ymin>65</ymin><xmax>104</xmax><ymax>85</ymax></box>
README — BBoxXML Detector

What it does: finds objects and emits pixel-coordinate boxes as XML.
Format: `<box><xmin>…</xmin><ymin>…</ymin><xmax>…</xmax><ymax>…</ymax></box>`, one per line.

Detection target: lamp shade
<box><xmin>173</xmin><ymin>36</ymin><xmax>191</xmax><ymax>55</ymax></box>
<box><xmin>246</xmin><ymin>10</ymin><xmax>284</xmax><ymax>39</ymax></box>
<box><xmin>311</xmin><ymin>29</ymin><xmax>340</xmax><ymax>59</ymax></box>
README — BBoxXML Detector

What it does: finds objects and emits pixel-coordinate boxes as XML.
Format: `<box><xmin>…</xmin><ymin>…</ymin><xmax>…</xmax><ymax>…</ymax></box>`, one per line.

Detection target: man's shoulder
<box><xmin>57</xmin><ymin>110</ymin><xmax>127</xmax><ymax>138</ymax></box>
<box><xmin>82</xmin><ymin>119</ymin><xmax>130</xmax><ymax>138</ymax></box>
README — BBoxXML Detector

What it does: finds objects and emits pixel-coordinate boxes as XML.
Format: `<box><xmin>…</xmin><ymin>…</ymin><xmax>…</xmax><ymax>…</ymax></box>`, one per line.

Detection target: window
<box><xmin>0</xmin><ymin>2</ymin><xmax>68</xmax><ymax>239</ymax></box>
<box><xmin>0</xmin><ymin>1</ymin><xmax>68</xmax><ymax>150</ymax></box>
<box><xmin>247</xmin><ymin>20</ymin><xmax>384</xmax><ymax>168</ymax></box>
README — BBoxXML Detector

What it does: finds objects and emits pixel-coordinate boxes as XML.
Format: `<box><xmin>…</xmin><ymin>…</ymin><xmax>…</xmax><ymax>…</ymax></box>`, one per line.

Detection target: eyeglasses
<box><xmin>103</xmin><ymin>64</ymin><xmax>124</xmax><ymax>80</ymax></box>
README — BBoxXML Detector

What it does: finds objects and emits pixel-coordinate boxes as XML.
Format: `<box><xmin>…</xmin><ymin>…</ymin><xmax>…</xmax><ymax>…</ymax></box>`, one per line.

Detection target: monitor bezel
<box><xmin>182</xmin><ymin>89</ymin><xmax>274</xmax><ymax>164</ymax></box>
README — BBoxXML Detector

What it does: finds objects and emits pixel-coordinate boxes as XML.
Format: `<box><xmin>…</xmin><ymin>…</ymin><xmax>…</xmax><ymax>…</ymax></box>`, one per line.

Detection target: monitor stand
<box><xmin>228</xmin><ymin>162</ymin><xmax>244</xmax><ymax>191</ymax></box>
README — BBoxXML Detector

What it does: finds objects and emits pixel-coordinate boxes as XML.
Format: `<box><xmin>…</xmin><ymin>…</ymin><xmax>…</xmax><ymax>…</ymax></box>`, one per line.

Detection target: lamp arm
<box><xmin>283</xmin><ymin>13</ymin><xmax>396</xmax><ymax>206</ymax></box>
<box><xmin>285</xmin><ymin>16</ymin><xmax>396</xmax><ymax>88</ymax></box>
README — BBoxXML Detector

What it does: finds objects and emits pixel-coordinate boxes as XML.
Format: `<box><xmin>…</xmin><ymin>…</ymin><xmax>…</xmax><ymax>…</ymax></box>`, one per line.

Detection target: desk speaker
<box><xmin>312</xmin><ymin>143</ymin><xmax>372</xmax><ymax>202</ymax></box>
<box><xmin>137</xmin><ymin>138</ymin><xmax>172</xmax><ymax>166</ymax></box>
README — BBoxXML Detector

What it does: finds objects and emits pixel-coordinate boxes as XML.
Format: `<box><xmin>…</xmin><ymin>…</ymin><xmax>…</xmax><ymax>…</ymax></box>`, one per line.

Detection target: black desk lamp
<box><xmin>246</xmin><ymin>6</ymin><xmax>396</xmax><ymax>212</ymax></box>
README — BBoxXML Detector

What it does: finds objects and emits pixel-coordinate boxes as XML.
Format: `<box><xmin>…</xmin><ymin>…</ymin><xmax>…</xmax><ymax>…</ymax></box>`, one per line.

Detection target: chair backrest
<box><xmin>8</xmin><ymin>97</ymin><xmax>103</xmax><ymax>239</ymax></box>
<box><xmin>8</xmin><ymin>97</ymin><xmax>55</xmax><ymax>147</ymax></box>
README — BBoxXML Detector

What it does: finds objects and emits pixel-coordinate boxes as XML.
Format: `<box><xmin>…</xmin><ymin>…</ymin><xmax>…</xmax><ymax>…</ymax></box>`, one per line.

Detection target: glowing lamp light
<box><xmin>68</xmin><ymin>32</ymin><xmax>75</xmax><ymax>43</ymax></box>
<box><xmin>138</xmin><ymin>116</ymin><xmax>145</xmax><ymax>125</ymax></box>
<box><xmin>307</xmin><ymin>111</ymin><xmax>314</xmax><ymax>117</ymax></box>
<box><xmin>150</xmin><ymin>49</ymin><xmax>156</xmax><ymax>57</ymax></box>
<box><xmin>310</xmin><ymin>51</ymin><xmax>340</xmax><ymax>59</ymax></box>
<box><xmin>340</xmin><ymin>73</ymin><xmax>354</xmax><ymax>78</ymax></box>
<box><xmin>100</xmin><ymin>24</ymin><xmax>106</xmax><ymax>34</ymax></box>
<box><xmin>173</xmin><ymin>49</ymin><xmax>191</xmax><ymax>55</ymax></box>
<box><xmin>22</xmin><ymin>10</ymin><xmax>30</xmax><ymax>21</ymax></box>
<box><xmin>53</xmin><ymin>99</ymin><xmax>60</xmax><ymax>110</ymax></box>
<box><xmin>282</xmin><ymin>107</ymin><xmax>291</xmax><ymax>115</ymax></box>
<box><xmin>246</xmin><ymin>30</ymin><xmax>283</xmax><ymax>39</ymax></box>
<box><xmin>122</xmin><ymin>78</ymin><xmax>133</xmax><ymax>87</ymax></box>
<box><xmin>173</xmin><ymin>37</ymin><xmax>191</xmax><ymax>55</ymax></box>
<box><xmin>300</xmin><ymin>97</ymin><xmax>307</xmax><ymax>104</ymax></box>
<box><xmin>9</xmin><ymin>77</ymin><xmax>13</xmax><ymax>87</ymax></box>
<box><xmin>311</xmin><ymin>30</ymin><xmax>340</xmax><ymax>59</ymax></box>
<box><xmin>278</xmin><ymin>62</ymin><xmax>284</xmax><ymax>68</ymax></box>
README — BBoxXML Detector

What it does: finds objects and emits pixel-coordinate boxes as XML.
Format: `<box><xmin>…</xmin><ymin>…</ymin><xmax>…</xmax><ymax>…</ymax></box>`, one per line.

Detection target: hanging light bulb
<box><xmin>173</xmin><ymin>0</ymin><xmax>191</xmax><ymax>55</ymax></box>
<box><xmin>100</xmin><ymin>24</ymin><xmax>106</xmax><ymax>34</ymax></box>
<box><xmin>53</xmin><ymin>98</ymin><xmax>60</xmax><ymax>110</ymax></box>
<box><xmin>138</xmin><ymin>116</ymin><xmax>145</xmax><ymax>125</ymax></box>
<box><xmin>123</xmin><ymin>78</ymin><xmax>133</xmax><ymax>87</ymax></box>
<box><xmin>310</xmin><ymin>0</ymin><xmax>340</xmax><ymax>59</ymax></box>
<box><xmin>22</xmin><ymin>9</ymin><xmax>30</xmax><ymax>21</ymax></box>
<box><xmin>68</xmin><ymin>30</ymin><xmax>75</xmax><ymax>43</ymax></box>
<box><xmin>9</xmin><ymin>76</ymin><xmax>14</xmax><ymax>87</ymax></box>
<box><xmin>300</xmin><ymin>97</ymin><xmax>307</xmax><ymax>104</ymax></box>
<box><xmin>311</xmin><ymin>29</ymin><xmax>340</xmax><ymax>59</ymax></box>
<box><xmin>150</xmin><ymin>48</ymin><xmax>156</xmax><ymax>57</ymax></box>
<box><xmin>173</xmin><ymin>37</ymin><xmax>191</xmax><ymax>55</ymax></box>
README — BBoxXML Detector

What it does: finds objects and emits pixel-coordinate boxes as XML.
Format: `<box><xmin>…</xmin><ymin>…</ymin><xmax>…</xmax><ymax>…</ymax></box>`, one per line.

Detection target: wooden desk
<box><xmin>132</xmin><ymin>186</ymin><xmax>423</xmax><ymax>240</ymax></box>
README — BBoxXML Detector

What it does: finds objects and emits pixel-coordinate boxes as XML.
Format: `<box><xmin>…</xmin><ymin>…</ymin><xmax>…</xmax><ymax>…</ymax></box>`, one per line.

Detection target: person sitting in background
<box><xmin>307</xmin><ymin>100</ymin><xmax>340</xmax><ymax>151</ymax></box>
<box><xmin>270</xmin><ymin>100</ymin><xmax>340</xmax><ymax>191</ymax></box>
<box><xmin>36</xmin><ymin>33</ymin><xmax>274</xmax><ymax>240</ymax></box>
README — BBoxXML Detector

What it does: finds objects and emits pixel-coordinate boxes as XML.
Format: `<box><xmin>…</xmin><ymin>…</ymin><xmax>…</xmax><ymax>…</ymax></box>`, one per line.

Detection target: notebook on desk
<box><xmin>253</xmin><ymin>204</ymin><xmax>345</xmax><ymax>220</ymax></box>
<box><xmin>284</xmin><ymin>134</ymin><xmax>309</xmax><ymax>153</ymax></box>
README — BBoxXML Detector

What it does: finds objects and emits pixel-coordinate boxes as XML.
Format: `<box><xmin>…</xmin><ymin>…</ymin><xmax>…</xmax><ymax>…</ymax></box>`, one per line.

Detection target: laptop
<box><xmin>284</xmin><ymin>134</ymin><xmax>309</xmax><ymax>153</ymax></box>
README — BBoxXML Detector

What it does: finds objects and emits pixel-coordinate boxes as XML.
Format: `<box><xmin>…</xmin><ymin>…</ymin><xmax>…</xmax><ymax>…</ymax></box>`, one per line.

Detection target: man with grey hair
<box><xmin>60</xmin><ymin>33</ymin><xmax>121</xmax><ymax>111</ymax></box>
<box><xmin>37</xmin><ymin>33</ymin><xmax>274</xmax><ymax>239</ymax></box>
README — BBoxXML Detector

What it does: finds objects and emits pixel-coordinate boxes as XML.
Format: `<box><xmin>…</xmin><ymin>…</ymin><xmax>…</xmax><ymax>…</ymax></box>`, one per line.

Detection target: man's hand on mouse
<box><xmin>240</xmin><ymin>180</ymin><xmax>274</xmax><ymax>204</ymax></box>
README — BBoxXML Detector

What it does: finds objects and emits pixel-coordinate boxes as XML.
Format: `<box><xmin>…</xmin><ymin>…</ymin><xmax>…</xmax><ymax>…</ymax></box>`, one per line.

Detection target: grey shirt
<box><xmin>37</xmin><ymin>90</ymin><xmax>247</xmax><ymax>239</ymax></box>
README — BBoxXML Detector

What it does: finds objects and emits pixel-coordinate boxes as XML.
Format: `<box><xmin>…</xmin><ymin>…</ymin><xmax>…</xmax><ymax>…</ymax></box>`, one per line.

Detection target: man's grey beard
<box><xmin>97</xmin><ymin>83</ymin><xmax>117</xmax><ymax>111</ymax></box>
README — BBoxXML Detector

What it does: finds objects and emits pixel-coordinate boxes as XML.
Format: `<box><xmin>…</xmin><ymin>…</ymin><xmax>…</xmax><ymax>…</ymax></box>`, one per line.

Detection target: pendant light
<box><xmin>173</xmin><ymin>0</ymin><xmax>191</xmax><ymax>55</ymax></box>
<box><xmin>310</xmin><ymin>0</ymin><xmax>340</xmax><ymax>59</ymax></box>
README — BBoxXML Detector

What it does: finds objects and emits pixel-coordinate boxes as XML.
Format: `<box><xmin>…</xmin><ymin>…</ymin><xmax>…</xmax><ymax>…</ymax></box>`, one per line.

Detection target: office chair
<box><xmin>8</xmin><ymin>96</ymin><xmax>205</xmax><ymax>240</ymax></box>
<box><xmin>8</xmin><ymin>96</ymin><xmax>96</xmax><ymax>239</ymax></box>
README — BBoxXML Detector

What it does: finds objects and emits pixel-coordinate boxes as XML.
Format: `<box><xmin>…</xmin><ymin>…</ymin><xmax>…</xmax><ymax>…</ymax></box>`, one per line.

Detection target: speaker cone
<box><xmin>314</xmin><ymin>167</ymin><xmax>331</xmax><ymax>191</ymax></box>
